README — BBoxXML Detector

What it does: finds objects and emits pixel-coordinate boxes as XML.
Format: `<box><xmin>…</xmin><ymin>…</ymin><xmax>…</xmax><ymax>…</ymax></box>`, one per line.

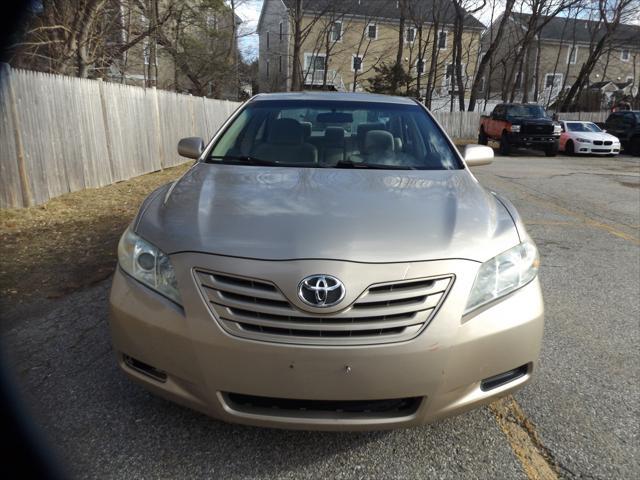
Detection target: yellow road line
<box><xmin>490</xmin><ymin>177</ymin><xmax>640</xmax><ymax>245</ymax></box>
<box><xmin>490</xmin><ymin>397</ymin><xmax>559</xmax><ymax>480</ymax></box>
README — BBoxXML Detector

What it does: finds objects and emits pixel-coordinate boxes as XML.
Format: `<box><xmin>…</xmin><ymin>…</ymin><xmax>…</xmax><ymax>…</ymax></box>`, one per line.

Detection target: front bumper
<box><xmin>572</xmin><ymin>143</ymin><xmax>621</xmax><ymax>155</ymax></box>
<box><xmin>507</xmin><ymin>133</ymin><xmax>559</xmax><ymax>148</ymax></box>
<box><xmin>109</xmin><ymin>253</ymin><xmax>544</xmax><ymax>430</ymax></box>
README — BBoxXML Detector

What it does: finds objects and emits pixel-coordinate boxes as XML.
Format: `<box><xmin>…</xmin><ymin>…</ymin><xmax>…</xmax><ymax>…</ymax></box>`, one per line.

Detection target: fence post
<box><xmin>4</xmin><ymin>64</ymin><xmax>32</xmax><ymax>207</ymax></box>
<box><xmin>97</xmin><ymin>78</ymin><xmax>116</xmax><ymax>182</ymax></box>
<box><xmin>151</xmin><ymin>86</ymin><xmax>165</xmax><ymax>169</ymax></box>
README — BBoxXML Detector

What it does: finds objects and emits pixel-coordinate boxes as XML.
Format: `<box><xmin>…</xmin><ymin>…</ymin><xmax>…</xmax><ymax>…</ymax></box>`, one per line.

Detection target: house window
<box><xmin>368</xmin><ymin>24</ymin><xmax>377</xmax><ymax>39</ymax></box>
<box><xmin>304</xmin><ymin>53</ymin><xmax>326</xmax><ymax>72</ymax></box>
<box><xmin>266</xmin><ymin>59</ymin><xmax>270</xmax><ymax>78</ymax></box>
<box><xmin>416</xmin><ymin>59</ymin><xmax>425</xmax><ymax>75</ymax></box>
<box><xmin>279</xmin><ymin>22</ymin><xmax>283</xmax><ymax>41</ymax></box>
<box><xmin>266</xmin><ymin>31</ymin><xmax>270</xmax><ymax>49</ymax></box>
<box><xmin>279</xmin><ymin>55</ymin><xmax>282</xmax><ymax>73</ymax></box>
<box><xmin>621</xmin><ymin>49</ymin><xmax>630</xmax><ymax>61</ymax></box>
<box><xmin>478</xmin><ymin>77</ymin><xmax>485</xmax><ymax>93</ymax></box>
<box><xmin>545</xmin><ymin>73</ymin><xmax>562</xmax><ymax>89</ymax></box>
<box><xmin>331</xmin><ymin>22</ymin><xmax>342</xmax><ymax>42</ymax></box>
<box><xmin>515</xmin><ymin>72</ymin><xmax>522</xmax><ymax>88</ymax></box>
<box><xmin>438</xmin><ymin>31</ymin><xmax>447</xmax><ymax>49</ymax></box>
<box><xmin>567</xmin><ymin>45</ymin><xmax>578</xmax><ymax>64</ymax></box>
<box><xmin>406</xmin><ymin>27</ymin><xmax>416</xmax><ymax>43</ymax></box>
<box><xmin>352</xmin><ymin>55</ymin><xmax>363</xmax><ymax>72</ymax></box>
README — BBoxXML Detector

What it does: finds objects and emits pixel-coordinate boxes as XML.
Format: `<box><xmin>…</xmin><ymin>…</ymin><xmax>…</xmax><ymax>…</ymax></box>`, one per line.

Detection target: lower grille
<box><xmin>522</xmin><ymin>124</ymin><xmax>554</xmax><ymax>135</ymax></box>
<box><xmin>225</xmin><ymin>393</ymin><xmax>422</xmax><ymax>418</ymax></box>
<box><xmin>194</xmin><ymin>270</ymin><xmax>453</xmax><ymax>345</ymax></box>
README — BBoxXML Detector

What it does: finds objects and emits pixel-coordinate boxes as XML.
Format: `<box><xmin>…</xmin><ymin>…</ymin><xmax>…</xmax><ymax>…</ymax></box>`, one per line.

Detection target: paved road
<box><xmin>2</xmin><ymin>152</ymin><xmax>639</xmax><ymax>479</ymax></box>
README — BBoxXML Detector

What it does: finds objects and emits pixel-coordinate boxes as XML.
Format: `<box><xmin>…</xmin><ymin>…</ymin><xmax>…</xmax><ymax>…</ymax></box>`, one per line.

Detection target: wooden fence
<box><xmin>0</xmin><ymin>65</ymin><xmax>240</xmax><ymax>208</ymax></box>
<box><xmin>0</xmin><ymin>65</ymin><xmax>615</xmax><ymax>208</ymax></box>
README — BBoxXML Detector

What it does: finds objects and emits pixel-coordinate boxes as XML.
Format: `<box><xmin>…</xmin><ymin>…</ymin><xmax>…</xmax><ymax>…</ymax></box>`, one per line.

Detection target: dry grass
<box><xmin>0</xmin><ymin>163</ymin><xmax>191</xmax><ymax>306</ymax></box>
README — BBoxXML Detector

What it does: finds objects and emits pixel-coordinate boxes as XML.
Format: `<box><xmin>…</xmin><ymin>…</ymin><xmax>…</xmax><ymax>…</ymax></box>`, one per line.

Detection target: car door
<box><xmin>606</xmin><ymin>113</ymin><xmax>623</xmax><ymax>137</ymax></box>
<box><xmin>489</xmin><ymin>106</ymin><xmax>503</xmax><ymax>138</ymax></box>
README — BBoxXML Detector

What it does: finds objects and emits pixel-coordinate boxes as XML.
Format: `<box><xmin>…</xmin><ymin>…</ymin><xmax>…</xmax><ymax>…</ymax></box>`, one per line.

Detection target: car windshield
<box><xmin>505</xmin><ymin>105</ymin><xmax>548</xmax><ymax>119</ymax></box>
<box><xmin>207</xmin><ymin>100</ymin><xmax>462</xmax><ymax>170</ymax></box>
<box><xmin>567</xmin><ymin>122</ymin><xmax>601</xmax><ymax>132</ymax></box>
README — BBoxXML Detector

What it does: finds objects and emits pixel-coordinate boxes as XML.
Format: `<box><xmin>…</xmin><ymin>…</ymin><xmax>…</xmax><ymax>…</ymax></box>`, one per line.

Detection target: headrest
<box><xmin>364</xmin><ymin>130</ymin><xmax>395</xmax><ymax>154</ymax></box>
<box><xmin>300</xmin><ymin>122</ymin><xmax>312</xmax><ymax>140</ymax></box>
<box><xmin>324</xmin><ymin>127</ymin><xmax>345</xmax><ymax>144</ymax></box>
<box><xmin>268</xmin><ymin>118</ymin><xmax>304</xmax><ymax>145</ymax></box>
<box><xmin>357</xmin><ymin>123</ymin><xmax>386</xmax><ymax>149</ymax></box>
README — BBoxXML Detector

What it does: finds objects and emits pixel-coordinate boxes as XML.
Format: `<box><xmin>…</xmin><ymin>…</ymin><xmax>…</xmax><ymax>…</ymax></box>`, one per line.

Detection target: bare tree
<box><xmin>468</xmin><ymin>0</ymin><xmax>516</xmax><ymax>111</ymax></box>
<box><xmin>450</xmin><ymin>0</ymin><xmax>486</xmax><ymax>110</ymax></box>
<box><xmin>289</xmin><ymin>0</ymin><xmax>336</xmax><ymax>91</ymax></box>
<box><xmin>559</xmin><ymin>0</ymin><xmax>638</xmax><ymax>110</ymax></box>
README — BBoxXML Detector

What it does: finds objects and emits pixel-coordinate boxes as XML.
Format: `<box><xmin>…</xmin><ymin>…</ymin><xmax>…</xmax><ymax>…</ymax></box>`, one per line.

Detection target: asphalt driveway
<box><xmin>2</xmin><ymin>152</ymin><xmax>639</xmax><ymax>479</ymax></box>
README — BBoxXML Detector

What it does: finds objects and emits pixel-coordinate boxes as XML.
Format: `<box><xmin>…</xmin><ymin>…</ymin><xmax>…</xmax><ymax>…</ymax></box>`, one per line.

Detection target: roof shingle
<box><xmin>281</xmin><ymin>0</ymin><xmax>484</xmax><ymax>29</ymax></box>
<box><xmin>512</xmin><ymin>12</ymin><xmax>640</xmax><ymax>46</ymax></box>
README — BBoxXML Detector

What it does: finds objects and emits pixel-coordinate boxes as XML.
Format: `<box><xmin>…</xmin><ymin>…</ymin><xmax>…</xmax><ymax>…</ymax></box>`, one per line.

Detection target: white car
<box><xmin>559</xmin><ymin>121</ymin><xmax>621</xmax><ymax>155</ymax></box>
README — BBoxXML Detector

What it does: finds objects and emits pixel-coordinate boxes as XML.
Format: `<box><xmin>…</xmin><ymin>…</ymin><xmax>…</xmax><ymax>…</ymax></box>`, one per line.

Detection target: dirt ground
<box><xmin>0</xmin><ymin>163</ymin><xmax>191</xmax><ymax>309</ymax></box>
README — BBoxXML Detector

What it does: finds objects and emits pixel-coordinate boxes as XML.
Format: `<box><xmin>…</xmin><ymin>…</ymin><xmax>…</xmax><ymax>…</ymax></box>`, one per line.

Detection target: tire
<box><xmin>630</xmin><ymin>136</ymin><xmax>640</xmax><ymax>157</ymax></box>
<box><xmin>545</xmin><ymin>143</ymin><xmax>558</xmax><ymax>157</ymax></box>
<box><xmin>499</xmin><ymin>132</ymin><xmax>511</xmax><ymax>155</ymax></box>
<box><xmin>565</xmin><ymin>140</ymin><xmax>575</xmax><ymax>155</ymax></box>
<box><xmin>478</xmin><ymin>128</ymin><xmax>488</xmax><ymax>145</ymax></box>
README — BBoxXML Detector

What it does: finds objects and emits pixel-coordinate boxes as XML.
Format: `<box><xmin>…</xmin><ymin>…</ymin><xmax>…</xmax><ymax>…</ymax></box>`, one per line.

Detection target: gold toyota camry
<box><xmin>109</xmin><ymin>92</ymin><xmax>544</xmax><ymax>430</ymax></box>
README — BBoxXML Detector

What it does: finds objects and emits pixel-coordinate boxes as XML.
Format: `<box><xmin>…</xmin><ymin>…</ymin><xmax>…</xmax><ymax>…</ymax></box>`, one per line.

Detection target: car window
<box><xmin>208</xmin><ymin>100</ymin><xmax>462</xmax><ymax>170</ymax></box>
<box><xmin>505</xmin><ymin>105</ymin><xmax>547</xmax><ymax>119</ymax></box>
<box><xmin>567</xmin><ymin>122</ymin><xmax>601</xmax><ymax>133</ymax></box>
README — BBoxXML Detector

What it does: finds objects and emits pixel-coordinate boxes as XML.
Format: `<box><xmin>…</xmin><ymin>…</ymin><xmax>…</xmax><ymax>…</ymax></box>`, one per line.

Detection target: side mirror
<box><xmin>178</xmin><ymin>137</ymin><xmax>205</xmax><ymax>159</ymax></box>
<box><xmin>464</xmin><ymin>144</ymin><xmax>494</xmax><ymax>167</ymax></box>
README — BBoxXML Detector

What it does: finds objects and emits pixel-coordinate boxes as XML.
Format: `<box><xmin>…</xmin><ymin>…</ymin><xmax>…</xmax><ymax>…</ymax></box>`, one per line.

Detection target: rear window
<box><xmin>208</xmin><ymin>100</ymin><xmax>462</xmax><ymax>170</ymax></box>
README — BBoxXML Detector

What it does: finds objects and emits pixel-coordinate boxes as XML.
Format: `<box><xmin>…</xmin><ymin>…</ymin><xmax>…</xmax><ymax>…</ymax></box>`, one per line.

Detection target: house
<box><xmin>257</xmin><ymin>0</ymin><xmax>484</xmax><ymax>96</ymax></box>
<box><xmin>482</xmin><ymin>13</ymin><xmax>640</xmax><ymax>105</ymax></box>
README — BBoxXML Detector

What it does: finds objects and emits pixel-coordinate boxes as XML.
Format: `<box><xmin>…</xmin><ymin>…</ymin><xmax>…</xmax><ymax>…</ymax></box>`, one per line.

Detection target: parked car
<box><xmin>559</xmin><ymin>121</ymin><xmax>621</xmax><ymax>155</ymax></box>
<box><xmin>479</xmin><ymin>103</ymin><xmax>561</xmax><ymax>156</ymax></box>
<box><xmin>110</xmin><ymin>92</ymin><xmax>543</xmax><ymax>430</ymax></box>
<box><xmin>604</xmin><ymin>111</ymin><xmax>640</xmax><ymax>156</ymax></box>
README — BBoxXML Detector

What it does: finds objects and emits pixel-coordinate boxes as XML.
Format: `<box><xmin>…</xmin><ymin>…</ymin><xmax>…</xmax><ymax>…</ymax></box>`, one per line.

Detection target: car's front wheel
<box><xmin>565</xmin><ymin>140</ymin><xmax>575</xmax><ymax>155</ymax></box>
<box><xmin>499</xmin><ymin>132</ymin><xmax>511</xmax><ymax>155</ymax></box>
<box><xmin>478</xmin><ymin>128</ymin><xmax>488</xmax><ymax>145</ymax></box>
<box><xmin>545</xmin><ymin>143</ymin><xmax>558</xmax><ymax>157</ymax></box>
<box><xmin>629</xmin><ymin>136</ymin><xmax>640</xmax><ymax>156</ymax></box>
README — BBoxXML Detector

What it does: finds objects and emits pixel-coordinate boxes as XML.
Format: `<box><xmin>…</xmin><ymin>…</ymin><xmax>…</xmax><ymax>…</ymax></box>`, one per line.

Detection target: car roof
<box><xmin>249</xmin><ymin>92</ymin><xmax>418</xmax><ymax>105</ymax></box>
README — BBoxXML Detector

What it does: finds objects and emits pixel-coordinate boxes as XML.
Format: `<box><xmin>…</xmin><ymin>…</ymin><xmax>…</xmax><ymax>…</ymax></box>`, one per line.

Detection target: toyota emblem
<box><xmin>298</xmin><ymin>275</ymin><xmax>346</xmax><ymax>308</ymax></box>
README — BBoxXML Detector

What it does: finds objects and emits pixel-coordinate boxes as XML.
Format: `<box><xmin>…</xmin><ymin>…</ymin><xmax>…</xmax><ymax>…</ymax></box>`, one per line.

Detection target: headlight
<box><xmin>510</xmin><ymin>125</ymin><xmax>521</xmax><ymax>133</ymax></box>
<box><xmin>553</xmin><ymin>124</ymin><xmax>562</xmax><ymax>135</ymax></box>
<box><xmin>576</xmin><ymin>138</ymin><xmax>590</xmax><ymax>143</ymax></box>
<box><xmin>465</xmin><ymin>241</ymin><xmax>539</xmax><ymax>313</ymax></box>
<box><xmin>118</xmin><ymin>226</ymin><xmax>182</xmax><ymax>305</ymax></box>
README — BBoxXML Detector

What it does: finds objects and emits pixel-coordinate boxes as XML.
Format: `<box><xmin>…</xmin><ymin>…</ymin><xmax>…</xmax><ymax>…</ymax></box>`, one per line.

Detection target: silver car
<box><xmin>109</xmin><ymin>92</ymin><xmax>543</xmax><ymax>430</ymax></box>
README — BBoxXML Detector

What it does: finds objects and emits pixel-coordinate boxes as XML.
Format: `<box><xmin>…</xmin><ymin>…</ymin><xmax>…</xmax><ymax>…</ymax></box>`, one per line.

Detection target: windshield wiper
<box><xmin>207</xmin><ymin>155</ymin><xmax>280</xmax><ymax>166</ymax></box>
<box><xmin>334</xmin><ymin>160</ymin><xmax>416</xmax><ymax>170</ymax></box>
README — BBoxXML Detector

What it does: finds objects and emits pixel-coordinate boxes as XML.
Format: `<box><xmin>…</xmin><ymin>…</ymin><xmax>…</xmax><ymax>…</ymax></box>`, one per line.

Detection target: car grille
<box><xmin>522</xmin><ymin>124</ymin><xmax>554</xmax><ymax>135</ymax></box>
<box><xmin>194</xmin><ymin>270</ymin><xmax>453</xmax><ymax>345</ymax></box>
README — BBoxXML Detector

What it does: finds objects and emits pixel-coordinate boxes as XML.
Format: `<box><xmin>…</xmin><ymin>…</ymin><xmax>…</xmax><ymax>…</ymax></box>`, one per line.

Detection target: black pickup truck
<box><xmin>479</xmin><ymin>103</ymin><xmax>561</xmax><ymax>156</ymax></box>
<box><xmin>604</xmin><ymin>111</ymin><xmax>640</xmax><ymax>156</ymax></box>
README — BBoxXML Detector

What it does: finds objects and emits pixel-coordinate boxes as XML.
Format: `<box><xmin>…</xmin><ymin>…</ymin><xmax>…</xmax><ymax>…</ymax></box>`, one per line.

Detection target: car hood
<box><xmin>136</xmin><ymin>163</ymin><xmax>520</xmax><ymax>263</ymax></box>
<box><xmin>569</xmin><ymin>131</ymin><xmax>619</xmax><ymax>141</ymax></box>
